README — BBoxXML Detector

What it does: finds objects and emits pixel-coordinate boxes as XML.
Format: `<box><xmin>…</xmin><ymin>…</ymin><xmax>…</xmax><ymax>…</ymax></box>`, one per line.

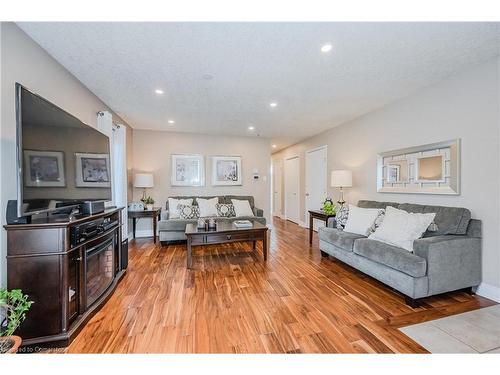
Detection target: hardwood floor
<box><xmin>64</xmin><ymin>217</ymin><xmax>495</xmax><ymax>353</ymax></box>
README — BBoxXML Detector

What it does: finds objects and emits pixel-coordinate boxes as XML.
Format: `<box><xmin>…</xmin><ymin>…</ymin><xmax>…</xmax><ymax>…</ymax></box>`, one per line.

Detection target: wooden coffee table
<box><xmin>185</xmin><ymin>220</ymin><xmax>268</xmax><ymax>268</ymax></box>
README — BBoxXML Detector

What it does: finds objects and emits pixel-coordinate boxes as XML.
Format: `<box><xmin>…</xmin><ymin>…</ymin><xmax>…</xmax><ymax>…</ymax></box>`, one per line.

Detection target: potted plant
<box><xmin>322</xmin><ymin>197</ymin><xmax>336</xmax><ymax>216</ymax></box>
<box><xmin>142</xmin><ymin>196</ymin><xmax>155</xmax><ymax>211</ymax></box>
<box><xmin>0</xmin><ymin>289</ymin><xmax>33</xmax><ymax>354</ymax></box>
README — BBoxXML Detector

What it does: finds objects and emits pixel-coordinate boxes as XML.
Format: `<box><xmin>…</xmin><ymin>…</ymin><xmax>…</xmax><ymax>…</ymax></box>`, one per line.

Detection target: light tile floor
<box><xmin>400</xmin><ymin>304</ymin><xmax>500</xmax><ymax>353</ymax></box>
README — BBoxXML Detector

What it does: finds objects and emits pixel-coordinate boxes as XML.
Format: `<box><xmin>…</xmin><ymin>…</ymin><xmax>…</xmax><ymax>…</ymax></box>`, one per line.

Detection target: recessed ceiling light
<box><xmin>168</xmin><ymin>119</ymin><xmax>175</xmax><ymax>124</ymax></box>
<box><xmin>272</xmin><ymin>144</ymin><xmax>277</xmax><ymax>148</ymax></box>
<box><xmin>155</xmin><ymin>89</ymin><xmax>164</xmax><ymax>95</ymax></box>
<box><xmin>269</xmin><ymin>102</ymin><xmax>278</xmax><ymax>108</ymax></box>
<box><xmin>202</xmin><ymin>74</ymin><xmax>214</xmax><ymax>80</ymax></box>
<box><xmin>248</xmin><ymin>125</ymin><xmax>255</xmax><ymax>131</ymax></box>
<box><xmin>321</xmin><ymin>43</ymin><xmax>332</xmax><ymax>53</ymax></box>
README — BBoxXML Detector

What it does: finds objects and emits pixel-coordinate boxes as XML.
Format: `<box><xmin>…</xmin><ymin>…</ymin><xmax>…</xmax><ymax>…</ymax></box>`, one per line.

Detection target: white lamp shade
<box><xmin>134</xmin><ymin>173</ymin><xmax>154</xmax><ymax>188</ymax></box>
<box><xmin>331</xmin><ymin>170</ymin><xmax>352</xmax><ymax>188</ymax></box>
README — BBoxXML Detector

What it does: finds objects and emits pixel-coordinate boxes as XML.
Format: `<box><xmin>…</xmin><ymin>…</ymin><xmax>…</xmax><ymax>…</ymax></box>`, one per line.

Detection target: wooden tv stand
<box><xmin>4</xmin><ymin>207</ymin><xmax>126</xmax><ymax>349</ymax></box>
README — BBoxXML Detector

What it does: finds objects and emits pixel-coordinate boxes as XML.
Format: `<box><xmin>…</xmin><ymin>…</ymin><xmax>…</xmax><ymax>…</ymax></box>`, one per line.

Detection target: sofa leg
<box><xmin>404</xmin><ymin>296</ymin><xmax>421</xmax><ymax>308</ymax></box>
<box><xmin>320</xmin><ymin>250</ymin><xmax>329</xmax><ymax>258</ymax></box>
<box><xmin>462</xmin><ymin>287</ymin><xmax>474</xmax><ymax>295</ymax></box>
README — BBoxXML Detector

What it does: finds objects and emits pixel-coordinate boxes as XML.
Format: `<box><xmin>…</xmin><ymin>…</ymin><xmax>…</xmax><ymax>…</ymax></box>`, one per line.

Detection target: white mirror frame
<box><xmin>377</xmin><ymin>139</ymin><xmax>460</xmax><ymax>195</ymax></box>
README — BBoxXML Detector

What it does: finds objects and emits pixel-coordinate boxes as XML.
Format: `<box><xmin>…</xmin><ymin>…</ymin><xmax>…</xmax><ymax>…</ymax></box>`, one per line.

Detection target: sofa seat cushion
<box><xmin>318</xmin><ymin>227</ymin><xmax>366</xmax><ymax>252</ymax></box>
<box><xmin>159</xmin><ymin>219</ymin><xmax>197</xmax><ymax>232</ymax></box>
<box><xmin>353</xmin><ymin>238</ymin><xmax>427</xmax><ymax>277</ymax></box>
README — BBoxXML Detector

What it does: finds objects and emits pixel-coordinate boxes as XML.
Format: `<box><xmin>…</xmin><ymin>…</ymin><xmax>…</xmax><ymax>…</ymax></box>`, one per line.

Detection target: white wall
<box><xmin>131</xmin><ymin>129</ymin><xmax>271</xmax><ymax>236</ymax></box>
<box><xmin>273</xmin><ymin>58</ymin><xmax>500</xmax><ymax>298</ymax></box>
<box><xmin>0</xmin><ymin>23</ymin><xmax>133</xmax><ymax>287</ymax></box>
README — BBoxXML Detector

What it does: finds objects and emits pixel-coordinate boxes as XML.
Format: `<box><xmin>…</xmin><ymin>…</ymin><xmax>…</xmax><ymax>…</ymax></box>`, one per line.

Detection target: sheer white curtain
<box><xmin>97</xmin><ymin>111</ymin><xmax>128</xmax><ymax>241</ymax></box>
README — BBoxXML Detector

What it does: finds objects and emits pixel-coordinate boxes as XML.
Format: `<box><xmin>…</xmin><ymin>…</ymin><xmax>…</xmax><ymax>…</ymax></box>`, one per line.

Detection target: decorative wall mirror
<box><xmin>377</xmin><ymin>139</ymin><xmax>460</xmax><ymax>195</ymax></box>
<box><xmin>385</xmin><ymin>159</ymin><xmax>409</xmax><ymax>183</ymax></box>
<box><xmin>415</xmin><ymin>155</ymin><xmax>445</xmax><ymax>182</ymax></box>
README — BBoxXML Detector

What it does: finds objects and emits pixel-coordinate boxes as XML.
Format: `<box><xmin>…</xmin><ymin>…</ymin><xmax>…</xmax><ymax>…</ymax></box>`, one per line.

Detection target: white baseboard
<box><xmin>476</xmin><ymin>282</ymin><xmax>500</xmax><ymax>302</ymax></box>
<box><xmin>132</xmin><ymin>229</ymin><xmax>158</xmax><ymax>239</ymax></box>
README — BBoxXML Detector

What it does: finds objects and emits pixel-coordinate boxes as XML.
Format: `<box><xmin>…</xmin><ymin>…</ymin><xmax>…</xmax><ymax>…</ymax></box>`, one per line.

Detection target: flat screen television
<box><xmin>16</xmin><ymin>83</ymin><xmax>112</xmax><ymax>217</ymax></box>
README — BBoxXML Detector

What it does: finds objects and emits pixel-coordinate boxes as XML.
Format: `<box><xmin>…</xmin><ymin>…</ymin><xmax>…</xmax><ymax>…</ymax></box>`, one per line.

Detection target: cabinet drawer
<box><xmin>205</xmin><ymin>232</ymin><xmax>260</xmax><ymax>243</ymax></box>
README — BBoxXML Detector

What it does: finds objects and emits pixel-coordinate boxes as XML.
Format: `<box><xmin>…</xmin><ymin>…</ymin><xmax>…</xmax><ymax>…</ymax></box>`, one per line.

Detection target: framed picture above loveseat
<box><xmin>211</xmin><ymin>156</ymin><xmax>242</xmax><ymax>186</ymax></box>
<box><xmin>171</xmin><ymin>153</ymin><xmax>205</xmax><ymax>187</ymax></box>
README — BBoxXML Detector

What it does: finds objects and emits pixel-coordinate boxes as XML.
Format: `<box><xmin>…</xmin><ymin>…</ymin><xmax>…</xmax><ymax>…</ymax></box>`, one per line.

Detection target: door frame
<box><xmin>284</xmin><ymin>155</ymin><xmax>300</xmax><ymax>224</ymax></box>
<box><xmin>272</xmin><ymin>159</ymin><xmax>283</xmax><ymax>218</ymax></box>
<box><xmin>305</xmin><ymin>145</ymin><xmax>328</xmax><ymax>225</ymax></box>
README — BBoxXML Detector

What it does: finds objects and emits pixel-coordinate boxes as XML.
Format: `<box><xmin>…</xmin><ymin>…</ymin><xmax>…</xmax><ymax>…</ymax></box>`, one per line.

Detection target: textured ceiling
<box><xmin>18</xmin><ymin>22</ymin><xmax>499</xmax><ymax>150</ymax></box>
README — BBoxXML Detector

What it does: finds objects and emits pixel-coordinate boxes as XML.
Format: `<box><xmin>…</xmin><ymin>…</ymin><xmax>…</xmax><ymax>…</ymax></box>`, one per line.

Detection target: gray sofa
<box><xmin>318</xmin><ymin>200</ymin><xmax>481</xmax><ymax>306</ymax></box>
<box><xmin>159</xmin><ymin>195</ymin><xmax>266</xmax><ymax>244</ymax></box>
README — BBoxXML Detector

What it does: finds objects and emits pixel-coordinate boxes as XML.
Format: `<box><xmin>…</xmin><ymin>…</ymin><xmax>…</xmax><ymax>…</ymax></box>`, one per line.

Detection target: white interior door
<box><xmin>273</xmin><ymin>160</ymin><xmax>282</xmax><ymax>217</ymax></box>
<box><xmin>305</xmin><ymin>146</ymin><xmax>327</xmax><ymax>231</ymax></box>
<box><xmin>284</xmin><ymin>157</ymin><xmax>300</xmax><ymax>223</ymax></box>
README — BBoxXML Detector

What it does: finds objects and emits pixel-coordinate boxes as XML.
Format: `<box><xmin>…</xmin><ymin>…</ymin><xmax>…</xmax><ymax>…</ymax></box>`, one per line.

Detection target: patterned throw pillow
<box><xmin>367</xmin><ymin>209</ymin><xmax>386</xmax><ymax>235</ymax></box>
<box><xmin>177</xmin><ymin>204</ymin><xmax>200</xmax><ymax>219</ymax></box>
<box><xmin>216</xmin><ymin>203</ymin><xmax>236</xmax><ymax>218</ymax></box>
<box><xmin>335</xmin><ymin>204</ymin><xmax>349</xmax><ymax>228</ymax></box>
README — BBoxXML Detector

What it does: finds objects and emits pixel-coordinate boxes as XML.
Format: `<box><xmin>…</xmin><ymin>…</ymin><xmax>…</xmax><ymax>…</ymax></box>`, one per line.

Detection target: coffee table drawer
<box><xmin>190</xmin><ymin>235</ymin><xmax>207</xmax><ymax>245</ymax></box>
<box><xmin>205</xmin><ymin>232</ymin><xmax>260</xmax><ymax>243</ymax></box>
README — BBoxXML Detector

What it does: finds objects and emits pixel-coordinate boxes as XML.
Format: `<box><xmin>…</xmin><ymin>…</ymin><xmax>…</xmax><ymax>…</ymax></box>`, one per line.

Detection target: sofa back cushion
<box><xmin>222</xmin><ymin>195</ymin><xmax>255</xmax><ymax>209</ymax></box>
<box><xmin>166</xmin><ymin>196</ymin><xmax>221</xmax><ymax>209</ymax></box>
<box><xmin>166</xmin><ymin>196</ymin><xmax>255</xmax><ymax>210</ymax></box>
<box><xmin>397</xmin><ymin>203</ymin><xmax>470</xmax><ymax>236</ymax></box>
<box><xmin>358</xmin><ymin>200</ymin><xmax>399</xmax><ymax>210</ymax></box>
<box><xmin>357</xmin><ymin>200</ymin><xmax>471</xmax><ymax>236</ymax></box>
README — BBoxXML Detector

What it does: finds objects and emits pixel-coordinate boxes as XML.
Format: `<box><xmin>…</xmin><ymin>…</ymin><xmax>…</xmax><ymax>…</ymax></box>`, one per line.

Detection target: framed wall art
<box><xmin>212</xmin><ymin>156</ymin><xmax>242</xmax><ymax>186</ymax></box>
<box><xmin>171</xmin><ymin>154</ymin><xmax>205</xmax><ymax>187</ymax></box>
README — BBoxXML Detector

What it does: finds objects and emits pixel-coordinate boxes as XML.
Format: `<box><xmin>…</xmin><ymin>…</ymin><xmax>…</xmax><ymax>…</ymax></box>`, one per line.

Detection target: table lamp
<box><xmin>330</xmin><ymin>170</ymin><xmax>352</xmax><ymax>204</ymax></box>
<box><xmin>134</xmin><ymin>173</ymin><xmax>154</xmax><ymax>202</ymax></box>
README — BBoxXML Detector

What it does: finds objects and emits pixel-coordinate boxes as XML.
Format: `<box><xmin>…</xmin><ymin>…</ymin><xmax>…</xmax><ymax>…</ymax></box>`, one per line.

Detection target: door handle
<box><xmin>227</xmin><ymin>235</ymin><xmax>232</xmax><ymax>240</ymax></box>
<box><xmin>305</xmin><ymin>193</ymin><xmax>310</xmax><ymax>196</ymax></box>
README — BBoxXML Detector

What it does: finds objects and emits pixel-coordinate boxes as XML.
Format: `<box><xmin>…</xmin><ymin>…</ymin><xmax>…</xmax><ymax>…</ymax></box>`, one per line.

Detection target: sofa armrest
<box><xmin>413</xmin><ymin>235</ymin><xmax>481</xmax><ymax>295</ymax></box>
<box><xmin>161</xmin><ymin>210</ymin><xmax>170</xmax><ymax>220</ymax></box>
<box><xmin>253</xmin><ymin>207</ymin><xmax>264</xmax><ymax>217</ymax></box>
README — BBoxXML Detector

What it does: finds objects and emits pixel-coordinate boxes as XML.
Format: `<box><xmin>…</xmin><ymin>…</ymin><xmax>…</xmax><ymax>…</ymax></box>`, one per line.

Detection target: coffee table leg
<box><xmin>253</xmin><ymin>240</ymin><xmax>256</xmax><ymax>250</ymax></box>
<box><xmin>263</xmin><ymin>231</ymin><xmax>268</xmax><ymax>261</ymax></box>
<box><xmin>187</xmin><ymin>237</ymin><xmax>193</xmax><ymax>268</ymax></box>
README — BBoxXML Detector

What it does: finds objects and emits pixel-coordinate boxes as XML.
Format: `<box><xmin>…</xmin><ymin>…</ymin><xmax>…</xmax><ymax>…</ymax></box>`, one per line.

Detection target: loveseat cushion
<box><xmin>318</xmin><ymin>227</ymin><xmax>366</xmax><ymax>252</ymax></box>
<box><xmin>166</xmin><ymin>196</ymin><xmax>221</xmax><ymax>209</ymax></box>
<box><xmin>223</xmin><ymin>195</ymin><xmax>255</xmax><ymax>209</ymax></box>
<box><xmin>353</xmin><ymin>238</ymin><xmax>427</xmax><ymax>277</ymax></box>
<box><xmin>397</xmin><ymin>203</ymin><xmax>471</xmax><ymax>236</ymax></box>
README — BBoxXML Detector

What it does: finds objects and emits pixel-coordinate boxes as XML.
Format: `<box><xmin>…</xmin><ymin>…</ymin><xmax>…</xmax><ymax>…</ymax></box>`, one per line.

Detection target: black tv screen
<box><xmin>16</xmin><ymin>83</ymin><xmax>112</xmax><ymax>216</ymax></box>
